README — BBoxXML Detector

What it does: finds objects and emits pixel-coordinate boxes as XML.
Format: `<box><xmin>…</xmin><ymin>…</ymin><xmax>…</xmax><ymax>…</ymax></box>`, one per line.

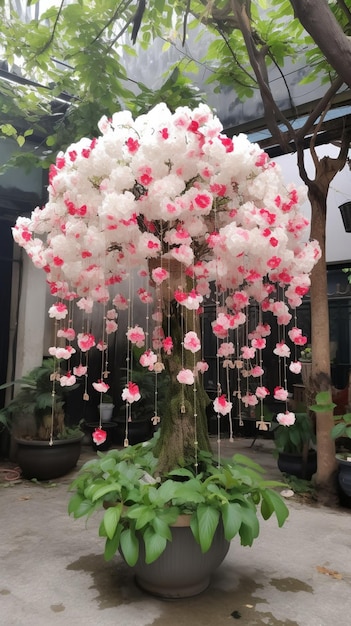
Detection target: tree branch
<box><xmin>289</xmin><ymin>0</ymin><xmax>351</xmax><ymax>89</ymax></box>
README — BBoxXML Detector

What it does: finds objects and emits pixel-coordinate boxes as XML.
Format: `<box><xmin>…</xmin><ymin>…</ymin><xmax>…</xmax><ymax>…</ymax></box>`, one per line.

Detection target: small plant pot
<box><xmin>277</xmin><ymin>450</ymin><xmax>317</xmax><ymax>480</ymax></box>
<box><xmin>336</xmin><ymin>454</ymin><xmax>351</xmax><ymax>498</ymax></box>
<box><xmin>114</xmin><ymin>417</ymin><xmax>153</xmax><ymax>445</ymax></box>
<box><xmin>98</xmin><ymin>403</ymin><xmax>114</xmax><ymax>422</ymax></box>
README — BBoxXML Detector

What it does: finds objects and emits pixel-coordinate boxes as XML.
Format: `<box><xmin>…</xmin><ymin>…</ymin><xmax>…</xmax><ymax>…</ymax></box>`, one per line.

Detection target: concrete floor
<box><xmin>1</xmin><ymin>437</ymin><xmax>351</xmax><ymax>626</ymax></box>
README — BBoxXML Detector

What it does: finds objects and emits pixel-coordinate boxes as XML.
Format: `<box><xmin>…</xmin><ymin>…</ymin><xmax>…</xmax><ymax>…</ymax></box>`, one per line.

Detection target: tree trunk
<box><xmin>154</xmin><ymin>302</ymin><xmax>211</xmax><ymax>474</ymax></box>
<box><xmin>308</xmin><ymin>187</ymin><xmax>338</xmax><ymax>503</ymax></box>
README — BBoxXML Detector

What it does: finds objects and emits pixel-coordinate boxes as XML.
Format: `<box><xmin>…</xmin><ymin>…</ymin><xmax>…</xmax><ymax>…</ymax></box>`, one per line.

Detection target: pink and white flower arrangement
<box><xmin>13</xmin><ymin>103</ymin><xmax>320</xmax><ymax>436</ymax></box>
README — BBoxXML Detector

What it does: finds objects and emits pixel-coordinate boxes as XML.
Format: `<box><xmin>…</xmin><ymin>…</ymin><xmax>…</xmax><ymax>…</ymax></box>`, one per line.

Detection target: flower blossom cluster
<box><xmin>12</xmin><ymin>103</ymin><xmax>320</xmax><ymax>416</ymax></box>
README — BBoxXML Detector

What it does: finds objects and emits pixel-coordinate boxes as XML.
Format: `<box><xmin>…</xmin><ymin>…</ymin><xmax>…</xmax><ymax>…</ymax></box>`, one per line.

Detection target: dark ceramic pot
<box><xmin>130</xmin><ymin>517</ymin><xmax>230</xmax><ymax>598</ymax></box>
<box><xmin>336</xmin><ymin>454</ymin><xmax>351</xmax><ymax>497</ymax></box>
<box><xmin>15</xmin><ymin>435</ymin><xmax>83</xmax><ymax>481</ymax></box>
<box><xmin>84</xmin><ymin>422</ymin><xmax>118</xmax><ymax>451</ymax></box>
<box><xmin>114</xmin><ymin>418</ymin><xmax>153</xmax><ymax>446</ymax></box>
<box><xmin>277</xmin><ymin>450</ymin><xmax>317</xmax><ymax>480</ymax></box>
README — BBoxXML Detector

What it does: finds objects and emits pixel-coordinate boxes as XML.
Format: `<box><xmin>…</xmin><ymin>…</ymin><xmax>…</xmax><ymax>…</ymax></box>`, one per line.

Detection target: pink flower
<box><xmin>170</xmin><ymin>244</ymin><xmax>194</xmax><ymax>266</ymax></box>
<box><xmin>176</xmin><ymin>369</ymin><xmax>194</xmax><ymax>385</ymax></box>
<box><xmin>196</xmin><ymin>361</ymin><xmax>209</xmax><ymax>374</ymax></box>
<box><xmin>106</xmin><ymin>320</ymin><xmax>118</xmax><ymax>334</ymax></box>
<box><xmin>182</xmin><ymin>290</ymin><xmax>203</xmax><ymax>311</ymax></box>
<box><xmin>251</xmin><ymin>365</ymin><xmax>264</xmax><ymax>378</ymax></box>
<box><xmin>151</xmin><ymin>267</ymin><xmax>169</xmax><ymax>285</ymax></box>
<box><xmin>217</xmin><ymin>342</ymin><xmax>235</xmax><ymax>357</ymax></box>
<box><xmin>241</xmin><ymin>394</ymin><xmax>258</xmax><ymax>407</ymax></box>
<box><xmin>112</xmin><ymin>294</ymin><xmax>129</xmax><ymax>310</ymax></box>
<box><xmin>126</xmin><ymin>325</ymin><xmax>145</xmax><ymax>348</ymax></box>
<box><xmin>96</xmin><ymin>341</ymin><xmax>108</xmax><ymax>351</ymax></box>
<box><xmin>251</xmin><ymin>338</ymin><xmax>266</xmax><ymax>350</ymax></box>
<box><xmin>273</xmin><ymin>342</ymin><xmax>291</xmax><ymax>358</ymax></box>
<box><xmin>289</xmin><ymin>361</ymin><xmax>302</xmax><ymax>374</ymax></box>
<box><xmin>183</xmin><ymin>331</ymin><xmax>201</xmax><ymax>353</ymax></box>
<box><xmin>241</xmin><ymin>346</ymin><xmax>256</xmax><ymax>360</ymax></box>
<box><xmin>213</xmin><ymin>394</ymin><xmax>232</xmax><ymax>416</ymax></box>
<box><xmin>276</xmin><ymin>411</ymin><xmax>296</xmax><ymax>427</ymax></box>
<box><xmin>77</xmin><ymin>333</ymin><xmax>96</xmax><ymax>352</ymax></box>
<box><xmin>57</xmin><ymin>328</ymin><xmax>76</xmax><ymax>341</ymax></box>
<box><xmin>256</xmin><ymin>386</ymin><xmax>270</xmax><ymax>399</ymax></box>
<box><xmin>106</xmin><ymin>309</ymin><xmax>117</xmax><ymax>319</ymax></box>
<box><xmin>73</xmin><ymin>364</ymin><xmax>87</xmax><ymax>376</ymax></box>
<box><xmin>139</xmin><ymin>349</ymin><xmax>157</xmax><ymax>371</ymax></box>
<box><xmin>76</xmin><ymin>298</ymin><xmax>94</xmax><ymax>314</ymax></box>
<box><xmin>59</xmin><ymin>372</ymin><xmax>77</xmax><ymax>387</ymax></box>
<box><xmin>122</xmin><ymin>381</ymin><xmax>141</xmax><ymax>403</ymax></box>
<box><xmin>48</xmin><ymin>302</ymin><xmax>68</xmax><ymax>320</ymax></box>
<box><xmin>92</xmin><ymin>428</ymin><xmax>107</xmax><ymax>445</ymax></box>
<box><xmin>48</xmin><ymin>346</ymin><xmax>76</xmax><ymax>359</ymax></box>
<box><xmin>162</xmin><ymin>336</ymin><xmax>173</xmax><ymax>355</ymax></box>
<box><xmin>288</xmin><ymin>327</ymin><xmax>307</xmax><ymax>346</ymax></box>
<box><xmin>93</xmin><ymin>381</ymin><xmax>110</xmax><ymax>394</ymax></box>
<box><xmin>274</xmin><ymin>386</ymin><xmax>288</xmax><ymax>401</ymax></box>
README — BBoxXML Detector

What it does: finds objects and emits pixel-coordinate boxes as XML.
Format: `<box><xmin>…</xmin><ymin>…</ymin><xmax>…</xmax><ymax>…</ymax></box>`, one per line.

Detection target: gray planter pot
<box><xmin>130</xmin><ymin>517</ymin><xmax>230</xmax><ymax>598</ymax></box>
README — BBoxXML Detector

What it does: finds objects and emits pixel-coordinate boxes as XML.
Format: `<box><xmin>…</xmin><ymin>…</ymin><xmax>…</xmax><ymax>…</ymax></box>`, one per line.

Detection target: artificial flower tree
<box><xmin>13</xmin><ymin>103</ymin><xmax>320</xmax><ymax>472</ymax></box>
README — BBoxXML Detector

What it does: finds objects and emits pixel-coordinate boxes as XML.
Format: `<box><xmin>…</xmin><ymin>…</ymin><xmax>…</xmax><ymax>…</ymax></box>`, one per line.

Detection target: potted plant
<box><xmin>0</xmin><ymin>358</ymin><xmax>83</xmax><ymax>480</ymax></box>
<box><xmin>12</xmin><ymin>103</ymin><xmax>320</xmax><ymax>595</ymax></box>
<box><xmin>311</xmin><ymin>391</ymin><xmax>351</xmax><ymax>499</ymax></box>
<box><xmin>273</xmin><ymin>411</ymin><xmax>317</xmax><ymax>480</ymax></box>
<box><xmin>68</xmin><ymin>433</ymin><xmax>288</xmax><ymax>598</ymax></box>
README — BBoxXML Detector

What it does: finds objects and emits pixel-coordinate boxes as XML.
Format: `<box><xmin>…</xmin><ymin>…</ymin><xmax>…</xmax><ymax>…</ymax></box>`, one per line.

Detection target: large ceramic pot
<box><xmin>130</xmin><ymin>516</ymin><xmax>230</xmax><ymax>598</ymax></box>
<box><xmin>336</xmin><ymin>454</ymin><xmax>351</xmax><ymax>497</ymax></box>
<box><xmin>277</xmin><ymin>449</ymin><xmax>317</xmax><ymax>480</ymax></box>
<box><xmin>15</xmin><ymin>435</ymin><xmax>83</xmax><ymax>481</ymax></box>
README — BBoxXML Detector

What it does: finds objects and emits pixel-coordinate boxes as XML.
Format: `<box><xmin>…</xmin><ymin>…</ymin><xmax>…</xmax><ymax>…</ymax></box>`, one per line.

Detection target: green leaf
<box><xmin>119</xmin><ymin>528</ymin><xmax>139</xmax><ymax>567</ymax></box>
<box><xmin>238</xmin><ymin>507</ymin><xmax>260</xmax><ymax>546</ymax></box>
<box><xmin>103</xmin><ymin>504</ymin><xmax>122</xmax><ymax>540</ymax></box>
<box><xmin>261</xmin><ymin>490</ymin><xmax>289</xmax><ymax>527</ymax></box>
<box><xmin>104</xmin><ymin>527</ymin><xmax>122</xmax><ymax>561</ymax></box>
<box><xmin>91</xmin><ymin>483</ymin><xmax>121</xmax><ymax>502</ymax></box>
<box><xmin>67</xmin><ymin>493</ymin><xmax>84</xmax><ymax>515</ymax></box>
<box><xmin>151</xmin><ymin>516</ymin><xmax>172</xmax><ymax>541</ymax></box>
<box><xmin>221</xmin><ymin>502</ymin><xmax>242</xmax><ymax>541</ymax></box>
<box><xmin>143</xmin><ymin>527</ymin><xmax>168</xmax><ymax>564</ymax></box>
<box><xmin>196</xmin><ymin>505</ymin><xmax>220</xmax><ymax>553</ymax></box>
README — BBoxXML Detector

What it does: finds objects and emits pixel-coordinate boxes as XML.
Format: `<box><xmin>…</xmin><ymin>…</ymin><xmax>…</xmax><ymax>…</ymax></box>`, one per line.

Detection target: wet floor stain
<box><xmin>0</xmin><ymin>588</ymin><xmax>10</xmax><ymax>595</ymax></box>
<box><xmin>50</xmin><ymin>603</ymin><xmax>65</xmax><ymax>613</ymax></box>
<box><xmin>66</xmin><ymin>553</ymin><xmax>144</xmax><ymax>609</ymax></box>
<box><xmin>269</xmin><ymin>577</ymin><xmax>313</xmax><ymax>594</ymax></box>
<box><xmin>65</xmin><ymin>556</ymin><xmax>307</xmax><ymax>625</ymax></box>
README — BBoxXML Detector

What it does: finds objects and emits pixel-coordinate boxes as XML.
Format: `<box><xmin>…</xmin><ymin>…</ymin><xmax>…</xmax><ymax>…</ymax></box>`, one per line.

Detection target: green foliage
<box><xmin>68</xmin><ymin>434</ymin><xmax>288</xmax><ymax>565</ymax></box>
<box><xmin>273</xmin><ymin>412</ymin><xmax>316</xmax><ymax>454</ymax></box>
<box><xmin>309</xmin><ymin>391</ymin><xmax>336</xmax><ymax>414</ymax></box>
<box><xmin>0</xmin><ymin>358</ymin><xmax>80</xmax><ymax>440</ymax></box>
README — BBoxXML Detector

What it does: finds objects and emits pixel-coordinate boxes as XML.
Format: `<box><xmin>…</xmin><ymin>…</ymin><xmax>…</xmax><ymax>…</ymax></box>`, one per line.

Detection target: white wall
<box><xmin>275</xmin><ymin>145</ymin><xmax>351</xmax><ymax>264</ymax></box>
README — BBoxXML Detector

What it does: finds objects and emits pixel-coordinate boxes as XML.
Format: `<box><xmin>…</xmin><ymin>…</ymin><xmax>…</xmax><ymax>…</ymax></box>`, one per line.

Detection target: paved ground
<box><xmin>1</xmin><ymin>436</ymin><xmax>351</xmax><ymax>626</ymax></box>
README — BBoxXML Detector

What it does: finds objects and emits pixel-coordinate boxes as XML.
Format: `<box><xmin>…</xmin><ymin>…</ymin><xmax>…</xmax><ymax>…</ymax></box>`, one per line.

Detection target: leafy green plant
<box><xmin>0</xmin><ymin>358</ymin><xmax>81</xmax><ymax>440</ymax></box>
<box><xmin>311</xmin><ymin>390</ymin><xmax>351</xmax><ymax>442</ymax></box>
<box><xmin>273</xmin><ymin>413</ymin><xmax>316</xmax><ymax>455</ymax></box>
<box><xmin>68</xmin><ymin>434</ymin><xmax>289</xmax><ymax>566</ymax></box>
